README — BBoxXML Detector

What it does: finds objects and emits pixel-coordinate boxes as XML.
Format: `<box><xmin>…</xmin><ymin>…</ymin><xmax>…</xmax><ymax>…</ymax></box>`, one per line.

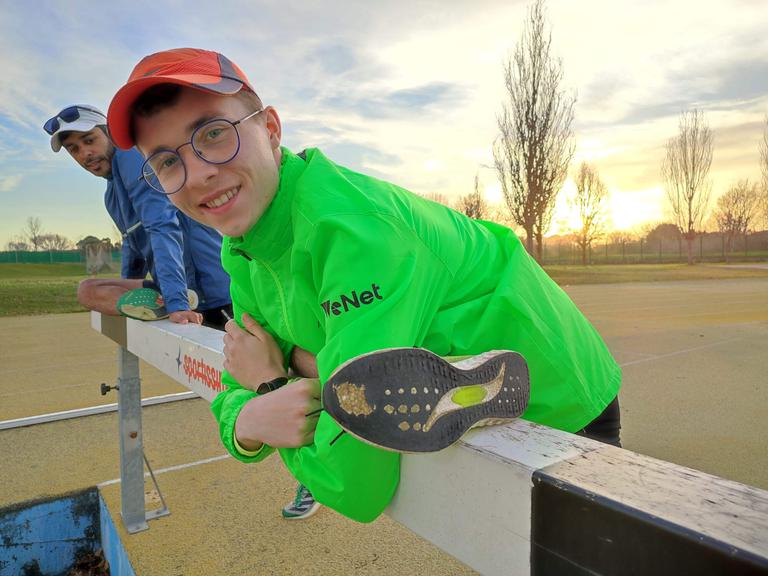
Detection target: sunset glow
<box><xmin>1</xmin><ymin>1</ymin><xmax>766</xmax><ymax>247</ymax></box>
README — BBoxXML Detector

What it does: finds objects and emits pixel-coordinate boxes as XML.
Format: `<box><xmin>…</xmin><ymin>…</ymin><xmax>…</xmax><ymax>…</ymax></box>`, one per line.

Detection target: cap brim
<box><xmin>108</xmin><ymin>74</ymin><xmax>244</xmax><ymax>150</ymax></box>
<box><xmin>50</xmin><ymin>118</ymin><xmax>105</xmax><ymax>152</ymax></box>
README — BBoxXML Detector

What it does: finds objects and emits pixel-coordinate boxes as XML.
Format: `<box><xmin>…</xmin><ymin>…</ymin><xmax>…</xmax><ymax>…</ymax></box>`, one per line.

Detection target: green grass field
<box><xmin>1</xmin><ymin>262</ymin><xmax>766</xmax><ymax>317</ymax></box>
<box><xmin>544</xmin><ymin>263</ymin><xmax>768</xmax><ymax>285</ymax></box>
<box><xmin>0</xmin><ymin>264</ymin><xmax>118</xmax><ymax>317</ymax></box>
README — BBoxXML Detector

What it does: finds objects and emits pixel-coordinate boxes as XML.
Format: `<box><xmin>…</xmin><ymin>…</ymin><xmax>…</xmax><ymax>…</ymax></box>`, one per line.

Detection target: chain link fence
<box><xmin>0</xmin><ymin>249</ymin><xmax>121</xmax><ymax>265</ymax></box>
<box><xmin>3</xmin><ymin>233</ymin><xmax>767</xmax><ymax>268</ymax></box>
<box><xmin>541</xmin><ymin>231</ymin><xmax>768</xmax><ymax>265</ymax></box>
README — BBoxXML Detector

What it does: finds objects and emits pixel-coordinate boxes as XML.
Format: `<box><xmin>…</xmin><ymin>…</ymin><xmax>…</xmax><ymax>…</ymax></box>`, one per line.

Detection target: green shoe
<box><xmin>282</xmin><ymin>484</ymin><xmax>321</xmax><ymax>520</ymax></box>
<box><xmin>116</xmin><ymin>288</ymin><xmax>200</xmax><ymax>321</ymax></box>
<box><xmin>322</xmin><ymin>348</ymin><xmax>530</xmax><ymax>453</ymax></box>
<box><xmin>116</xmin><ymin>288</ymin><xmax>168</xmax><ymax>321</ymax></box>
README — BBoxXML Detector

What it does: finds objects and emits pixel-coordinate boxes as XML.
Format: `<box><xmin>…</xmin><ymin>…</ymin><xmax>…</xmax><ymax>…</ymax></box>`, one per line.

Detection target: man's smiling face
<box><xmin>134</xmin><ymin>88</ymin><xmax>283</xmax><ymax>238</ymax></box>
<box><xmin>61</xmin><ymin>127</ymin><xmax>115</xmax><ymax>178</ymax></box>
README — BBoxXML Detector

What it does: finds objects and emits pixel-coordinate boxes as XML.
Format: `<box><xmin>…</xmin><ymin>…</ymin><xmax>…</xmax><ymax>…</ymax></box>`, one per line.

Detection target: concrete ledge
<box><xmin>532</xmin><ymin>447</ymin><xmax>768</xmax><ymax>575</ymax></box>
<box><xmin>91</xmin><ymin>312</ymin><xmax>768</xmax><ymax>576</ymax></box>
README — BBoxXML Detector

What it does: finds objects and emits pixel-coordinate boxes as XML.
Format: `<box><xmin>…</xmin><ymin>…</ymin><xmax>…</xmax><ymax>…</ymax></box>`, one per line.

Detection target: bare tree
<box><xmin>419</xmin><ymin>192</ymin><xmax>453</xmax><ymax>208</ymax></box>
<box><xmin>6</xmin><ymin>236</ymin><xmax>30</xmax><ymax>251</ymax></box>
<box><xmin>760</xmin><ymin>115</ymin><xmax>768</xmax><ymax>190</ymax></box>
<box><xmin>24</xmin><ymin>217</ymin><xmax>44</xmax><ymax>251</ymax></box>
<box><xmin>759</xmin><ymin>116</ymin><xmax>768</xmax><ymax>228</ymax></box>
<box><xmin>570</xmin><ymin>163</ymin><xmax>609</xmax><ymax>265</ymax></box>
<box><xmin>761</xmin><ymin>190</ymin><xmax>768</xmax><ymax>230</ymax></box>
<box><xmin>493</xmin><ymin>0</ymin><xmax>575</xmax><ymax>262</ymax></box>
<box><xmin>661</xmin><ymin>109</ymin><xmax>714</xmax><ymax>264</ymax></box>
<box><xmin>635</xmin><ymin>221</ymin><xmax>659</xmax><ymax>241</ymax></box>
<box><xmin>608</xmin><ymin>230</ymin><xmax>636</xmax><ymax>244</ymax></box>
<box><xmin>713</xmin><ymin>180</ymin><xmax>760</xmax><ymax>259</ymax></box>
<box><xmin>485</xmin><ymin>203</ymin><xmax>517</xmax><ymax>229</ymax></box>
<box><xmin>457</xmin><ymin>173</ymin><xmax>488</xmax><ymax>219</ymax></box>
<box><xmin>38</xmin><ymin>233</ymin><xmax>72</xmax><ymax>251</ymax></box>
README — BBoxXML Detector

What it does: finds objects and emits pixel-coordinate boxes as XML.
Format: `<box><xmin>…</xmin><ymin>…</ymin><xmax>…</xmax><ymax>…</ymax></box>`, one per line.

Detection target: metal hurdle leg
<box><xmin>117</xmin><ymin>346</ymin><xmax>169</xmax><ymax>533</ymax></box>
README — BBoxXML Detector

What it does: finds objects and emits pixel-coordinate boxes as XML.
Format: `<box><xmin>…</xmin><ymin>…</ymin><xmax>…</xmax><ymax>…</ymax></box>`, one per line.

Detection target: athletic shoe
<box><xmin>282</xmin><ymin>484</ymin><xmax>321</xmax><ymax>520</ymax></box>
<box><xmin>116</xmin><ymin>288</ymin><xmax>199</xmax><ymax>321</ymax></box>
<box><xmin>322</xmin><ymin>348</ymin><xmax>530</xmax><ymax>453</ymax></box>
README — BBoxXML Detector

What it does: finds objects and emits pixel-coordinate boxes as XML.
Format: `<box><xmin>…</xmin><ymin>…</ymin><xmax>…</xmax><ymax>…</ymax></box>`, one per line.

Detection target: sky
<box><xmin>1</xmin><ymin>0</ymin><xmax>767</xmax><ymax>248</ymax></box>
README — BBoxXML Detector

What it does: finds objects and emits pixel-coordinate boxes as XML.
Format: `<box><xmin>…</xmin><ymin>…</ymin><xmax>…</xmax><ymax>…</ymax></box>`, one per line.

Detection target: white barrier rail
<box><xmin>91</xmin><ymin>312</ymin><xmax>768</xmax><ymax>576</ymax></box>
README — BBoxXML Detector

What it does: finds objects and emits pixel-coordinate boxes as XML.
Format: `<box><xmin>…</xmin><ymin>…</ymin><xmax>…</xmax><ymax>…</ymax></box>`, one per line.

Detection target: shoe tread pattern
<box><xmin>322</xmin><ymin>348</ymin><xmax>529</xmax><ymax>452</ymax></box>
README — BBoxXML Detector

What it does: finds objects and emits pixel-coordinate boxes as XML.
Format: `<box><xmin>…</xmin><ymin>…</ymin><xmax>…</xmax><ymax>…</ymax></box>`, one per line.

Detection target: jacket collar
<box><xmin>228</xmin><ymin>147</ymin><xmax>305</xmax><ymax>262</ymax></box>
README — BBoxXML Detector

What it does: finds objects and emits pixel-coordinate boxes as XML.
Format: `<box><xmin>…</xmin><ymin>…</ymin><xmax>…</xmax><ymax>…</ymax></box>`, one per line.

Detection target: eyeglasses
<box><xmin>141</xmin><ymin>109</ymin><xmax>265</xmax><ymax>195</ymax></box>
<box><xmin>43</xmin><ymin>106</ymin><xmax>103</xmax><ymax>135</ymax></box>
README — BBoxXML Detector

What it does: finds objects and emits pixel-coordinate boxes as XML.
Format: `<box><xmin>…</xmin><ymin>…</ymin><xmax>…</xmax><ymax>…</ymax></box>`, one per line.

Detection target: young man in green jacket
<box><xmin>107</xmin><ymin>48</ymin><xmax>621</xmax><ymax>523</ymax></box>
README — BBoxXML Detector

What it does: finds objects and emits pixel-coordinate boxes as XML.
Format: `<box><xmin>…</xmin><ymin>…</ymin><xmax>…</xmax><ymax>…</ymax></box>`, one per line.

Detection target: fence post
<box><xmin>640</xmin><ymin>239</ymin><xmax>644</xmax><ymax>262</ymax></box>
<box><xmin>659</xmin><ymin>240</ymin><xmax>662</xmax><ymax>264</ymax></box>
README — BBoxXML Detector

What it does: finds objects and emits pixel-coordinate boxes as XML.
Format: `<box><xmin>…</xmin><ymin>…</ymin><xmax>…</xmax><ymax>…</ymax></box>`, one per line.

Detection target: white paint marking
<box><xmin>0</xmin><ymin>391</ymin><xmax>199</xmax><ymax>430</ymax></box>
<box><xmin>619</xmin><ymin>337</ymin><xmax>744</xmax><ymax>367</ymax></box>
<box><xmin>98</xmin><ymin>454</ymin><xmax>230</xmax><ymax>487</ymax></box>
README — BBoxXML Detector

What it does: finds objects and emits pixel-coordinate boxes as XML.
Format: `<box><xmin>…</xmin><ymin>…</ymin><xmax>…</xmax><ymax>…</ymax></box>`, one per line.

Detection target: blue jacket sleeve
<box><xmin>121</xmin><ymin>239</ymin><xmax>148</xmax><ymax>279</ymax></box>
<box><xmin>117</xmin><ymin>150</ymin><xmax>190</xmax><ymax>313</ymax></box>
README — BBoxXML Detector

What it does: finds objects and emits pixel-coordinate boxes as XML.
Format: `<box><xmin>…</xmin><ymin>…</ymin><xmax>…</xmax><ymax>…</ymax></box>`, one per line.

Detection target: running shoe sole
<box><xmin>322</xmin><ymin>348</ymin><xmax>530</xmax><ymax>453</ymax></box>
<box><xmin>282</xmin><ymin>501</ymin><xmax>322</xmax><ymax>520</ymax></box>
<box><xmin>116</xmin><ymin>288</ymin><xmax>168</xmax><ymax>321</ymax></box>
<box><xmin>116</xmin><ymin>288</ymin><xmax>199</xmax><ymax>321</ymax></box>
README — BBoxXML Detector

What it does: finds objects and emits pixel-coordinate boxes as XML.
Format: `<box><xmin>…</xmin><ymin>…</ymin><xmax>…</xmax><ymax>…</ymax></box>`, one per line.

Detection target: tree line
<box><xmin>4</xmin><ymin>217</ymin><xmax>119</xmax><ymax>253</ymax></box>
<box><xmin>9</xmin><ymin>1</ymin><xmax>768</xmax><ymax>267</ymax></box>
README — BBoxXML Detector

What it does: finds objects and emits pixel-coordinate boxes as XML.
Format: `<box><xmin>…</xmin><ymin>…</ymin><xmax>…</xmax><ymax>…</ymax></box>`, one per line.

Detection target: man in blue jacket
<box><xmin>44</xmin><ymin>104</ymin><xmax>232</xmax><ymax>328</ymax></box>
<box><xmin>47</xmin><ymin>103</ymin><xmax>319</xmax><ymax>518</ymax></box>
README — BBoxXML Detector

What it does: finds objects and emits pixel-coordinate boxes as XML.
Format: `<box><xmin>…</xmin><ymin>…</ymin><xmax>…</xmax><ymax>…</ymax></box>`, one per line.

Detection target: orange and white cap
<box><xmin>108</xmin><ymin>48</ymin><xmax>254</xmax><ymax>149</ymax></box>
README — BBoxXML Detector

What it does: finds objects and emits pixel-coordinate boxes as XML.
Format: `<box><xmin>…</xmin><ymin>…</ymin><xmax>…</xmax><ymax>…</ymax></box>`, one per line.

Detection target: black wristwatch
<box><xmin>256</xmin><ymin>376</ymin><xmax>289</xmax><ymax>395</ymax></box>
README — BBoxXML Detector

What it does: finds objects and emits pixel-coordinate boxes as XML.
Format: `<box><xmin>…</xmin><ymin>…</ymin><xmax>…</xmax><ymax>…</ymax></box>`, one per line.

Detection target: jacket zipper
<box><xmin>123</xmin><ymin>221</ymin><xmax>142</xmax><ymax>237</ymax></box>
<box><xmin>252</xmin><ymin>254</ymin><xmax>297</xmax><ymax>344</ymax></box>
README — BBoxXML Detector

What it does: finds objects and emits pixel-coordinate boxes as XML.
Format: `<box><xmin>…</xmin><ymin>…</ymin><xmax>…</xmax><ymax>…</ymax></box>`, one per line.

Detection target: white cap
<box><xmin>48</xmin><ymin>105</ymin><xmax>107</xmax><ymax>152</ymax></box>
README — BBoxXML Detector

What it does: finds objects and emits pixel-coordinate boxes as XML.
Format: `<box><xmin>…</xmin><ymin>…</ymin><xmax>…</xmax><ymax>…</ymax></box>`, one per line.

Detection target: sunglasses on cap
<box><xmin>43</xmin><ymin>106</ymin><xmax>104</xmax><ymax>135</ymax></box>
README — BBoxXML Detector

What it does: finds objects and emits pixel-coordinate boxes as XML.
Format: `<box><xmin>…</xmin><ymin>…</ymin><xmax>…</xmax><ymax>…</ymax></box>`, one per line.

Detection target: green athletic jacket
<box><xmin>211</xmin><ymin>147</ymin><xmax>621</xmax><ymax>522</ymax></box>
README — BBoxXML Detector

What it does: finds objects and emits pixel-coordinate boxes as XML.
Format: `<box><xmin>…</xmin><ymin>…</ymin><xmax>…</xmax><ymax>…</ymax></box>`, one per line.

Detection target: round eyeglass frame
<box><xmin>140</xmin><ymin>108</ymin><xmax>264</xmax><ymax>195</ymax></box>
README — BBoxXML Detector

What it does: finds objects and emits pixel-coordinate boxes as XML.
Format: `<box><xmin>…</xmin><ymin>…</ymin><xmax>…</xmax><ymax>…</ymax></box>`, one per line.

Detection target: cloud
<box><xmin>0</xmin><ymin>174</ymin><xmax>23</xmax><ymax>193</ymax></box>
<box><xmin>705</xmin><ymin>60</ymin><xmax>768</xmax><ymax>102</ymax></box>
<box><xmin>322</xmin><ymin>82</ymin><xmax>468</xmax><ymax>119</ymax></box>
<box><xmin>1</xmin><ymin>0</ymin><xmax>767</xmax><ymax>248</ymax></box>
<box><xmin>320</xmin><ymin>141</ymin><xmax>401</xmax><ymax>176</ymax></box>
<box><xmin>308</xmin><ymin>44</ymin><xmax>360</xmax><ymax>76</ymax></box>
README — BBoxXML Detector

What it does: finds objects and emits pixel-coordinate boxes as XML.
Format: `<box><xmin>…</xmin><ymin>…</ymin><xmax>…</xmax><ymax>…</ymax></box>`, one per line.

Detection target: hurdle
<box><xmin>91</xmin><ymin>312</ymin><xmax>768</xmax><ymax>576</ymax></box>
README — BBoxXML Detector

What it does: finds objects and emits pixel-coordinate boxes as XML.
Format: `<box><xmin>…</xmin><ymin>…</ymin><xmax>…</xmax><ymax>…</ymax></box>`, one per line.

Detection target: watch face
<box><xmin>257</xmin><ymin>377</ymin><xmax>289</xmax><ymax>395</ymax></box>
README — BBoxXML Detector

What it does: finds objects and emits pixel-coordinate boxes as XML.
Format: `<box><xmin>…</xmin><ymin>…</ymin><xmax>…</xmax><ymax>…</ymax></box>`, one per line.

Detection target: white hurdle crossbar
<box><xmin>91</xmin><ymin>312</ymin><xmax>768</xmax><ymax>576</ymax></box>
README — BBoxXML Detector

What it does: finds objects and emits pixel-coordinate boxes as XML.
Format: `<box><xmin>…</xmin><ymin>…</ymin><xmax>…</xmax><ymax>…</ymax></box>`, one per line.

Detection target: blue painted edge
<box><xmin>0</xmin><ymin>488</ymin><xmax>99</xmax><ymax>576</ymax></box>
<box><xmin>99</xmin><ymin>492</ymin><xmax>135</xmax><ymax>576</ymax></box>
